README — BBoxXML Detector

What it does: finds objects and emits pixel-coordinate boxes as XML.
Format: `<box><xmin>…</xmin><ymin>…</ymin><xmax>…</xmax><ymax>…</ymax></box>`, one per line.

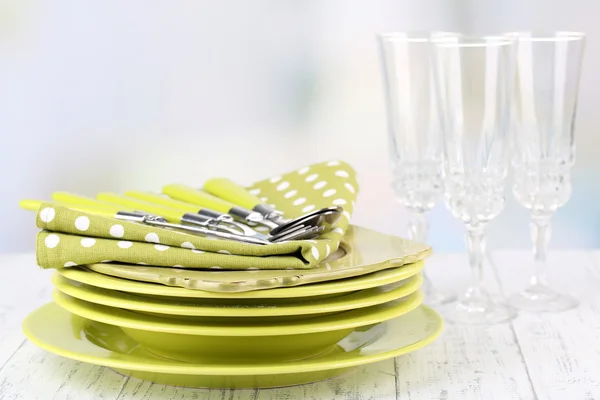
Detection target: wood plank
<box><xmin>395</xmin><ymin>253</ymin><xmax>536</xmax><ymax>400</ymax></box>
<box><xmin>116</xmin><ymin>360</ymin><xmax>397</xmax><ymax>400</ymax></box>
<box><xmin>0</xmin><ymin>255</ymin><xmax>128</xmax><ymax>399</ymax></box>
<box><xmin>586</xmin><ymin>251</ymin><xmax>600</xmax><ymax>275</ymax></box>
<box><xmin>492</xmin><ymin>250</ymin><xmax>600</xmax><ymax>400</ymax></box>
<box><xmin>0</xmin><ymin>255</ymin><xmax>53</xmax><ymax>368</ymax></box>
<box><xmin>0</xmin><ymin>342</ymin><xmax>127</xmax><ymax>400</ymax></box>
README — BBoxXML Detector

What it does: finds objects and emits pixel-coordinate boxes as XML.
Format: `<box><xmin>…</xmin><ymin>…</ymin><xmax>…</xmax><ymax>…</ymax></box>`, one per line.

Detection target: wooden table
<box><xmin>1</xmin><ymin>251</ymin><xmax>599</xmax><ymax>400</ymax></box>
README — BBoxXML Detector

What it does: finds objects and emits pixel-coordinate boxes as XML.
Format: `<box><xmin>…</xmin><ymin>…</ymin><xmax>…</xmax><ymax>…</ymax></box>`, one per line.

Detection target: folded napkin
<box><xmin>35</xmin><ymin>160</ymin><xmax>359</xmax><ymax>270</ymax></box>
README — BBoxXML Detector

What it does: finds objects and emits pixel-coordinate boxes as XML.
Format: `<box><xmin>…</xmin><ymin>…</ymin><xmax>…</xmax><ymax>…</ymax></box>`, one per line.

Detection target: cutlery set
<box><xmin>21</xmin><ymin>179</ymin><xmax>341</xmax><ymax>245</ymax></box>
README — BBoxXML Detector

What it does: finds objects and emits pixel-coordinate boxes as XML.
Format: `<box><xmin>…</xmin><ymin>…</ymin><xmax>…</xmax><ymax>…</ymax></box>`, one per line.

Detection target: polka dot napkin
<box><xmin>34</xmin><ymin>160</ymin><xmax>359</xmax><ymax>270</ymax></box>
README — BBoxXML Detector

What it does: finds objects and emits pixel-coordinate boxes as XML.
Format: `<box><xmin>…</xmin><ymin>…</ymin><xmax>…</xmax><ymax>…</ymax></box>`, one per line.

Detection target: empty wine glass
<box><xmin>378</xmin><ymin>31</ymin><xmax>457</xmax><ymax>305</ymax></box>
<box><xmin>431</xmin><ymin>35</ymin><xmax>518</xmax><ymax>324</ymax></box>
<box><xmin>507</xmin><ymin>31</ymin><xmax>586</xmax><ymax>312</ymax></box>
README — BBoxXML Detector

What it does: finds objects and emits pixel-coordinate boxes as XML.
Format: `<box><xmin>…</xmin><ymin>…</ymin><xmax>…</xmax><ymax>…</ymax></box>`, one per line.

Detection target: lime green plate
<box><xmin>57</xmin><ymin>261</ymin><xmax>424</xmax><ymax>299</ymax></box>
<box><xmin>23</xmin><ymin>302</ymin><xmax>443</xmax><ymax>389</ymax></box>
<box><xmin>52</xmin><ymin>289</ymin><xmax>423</xmax><ymax>363</ymax></box>
<box><xmin>52</xmin><ymin>272</ymin><xmax>423</xmax><ymax>320</ymax></box>
<box><xmin>83</xmin><ymin>225</ymin><xmax>431</xmax><ymax>292</ymax></box>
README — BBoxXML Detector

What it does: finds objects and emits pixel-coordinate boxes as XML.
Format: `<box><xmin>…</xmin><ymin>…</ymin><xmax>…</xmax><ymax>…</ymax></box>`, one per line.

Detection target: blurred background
<box><xmin>1</xmin><ymin>0</ymin><xmax>599</xmax><ymax>253</ymax></box>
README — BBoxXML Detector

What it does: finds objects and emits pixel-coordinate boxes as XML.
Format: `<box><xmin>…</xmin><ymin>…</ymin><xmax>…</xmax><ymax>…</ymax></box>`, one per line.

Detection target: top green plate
<box><xmin>80</xmin><ymin>225</ymin><xmax>430</xmax><ymax>292</ymax></box>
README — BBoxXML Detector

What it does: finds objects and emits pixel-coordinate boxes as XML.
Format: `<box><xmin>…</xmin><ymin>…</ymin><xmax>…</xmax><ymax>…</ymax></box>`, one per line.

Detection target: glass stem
<box><xmin>407</xmin><ymin>211</ymin><xmax>428</xmax><ymax>243</ymax></box>
<box><xmin>407</xmin><ymin>211</ymin><xmax>432</xmax><ymax>286</ymax></box>
<box><xmin>530</xmin><ymin>214</ymin><xmax>552</xmax><ymax>287</ymax></box>
<box><xmin>465</xmin><ymin>225</ymin><xmax>486</xmax><ymax>293</ymax></box>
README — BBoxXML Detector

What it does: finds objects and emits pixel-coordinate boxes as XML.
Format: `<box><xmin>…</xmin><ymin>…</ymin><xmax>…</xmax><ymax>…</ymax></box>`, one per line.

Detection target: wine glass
<box><xmin>507</xmin><ymin>31</ymin><xmax>586</xmax><ymax>312</ymax></box>
<box><xmin>377</xmin><ymin>31</ymin><xmax>457</xmax><ymax>305</ymax></box>
<box><xmin>431</xmin><ymin>35</ymin><xmax>518</xmax><ymax>324</ymax></box>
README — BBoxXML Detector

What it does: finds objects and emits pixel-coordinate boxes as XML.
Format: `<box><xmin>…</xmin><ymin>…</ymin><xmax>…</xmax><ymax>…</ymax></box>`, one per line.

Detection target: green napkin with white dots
<box><xmin>35</xmin><ymin>160</ymin><xmax>359</xmax><ymax>270</ymax></box>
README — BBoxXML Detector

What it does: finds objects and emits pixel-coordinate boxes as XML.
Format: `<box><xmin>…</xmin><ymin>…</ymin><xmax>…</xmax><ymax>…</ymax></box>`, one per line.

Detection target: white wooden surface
<box><xmin>0</xmin><ymin>251</ymin><xmax>599</xmax><ymax>400</ymax></box>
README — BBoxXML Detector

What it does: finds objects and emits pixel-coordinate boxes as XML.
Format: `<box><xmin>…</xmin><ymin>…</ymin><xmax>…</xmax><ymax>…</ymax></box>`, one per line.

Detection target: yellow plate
<box><xmin>57</xmin><ymin>261</ymin><xmax>424</xmax><ymax>299</ymax></box>
<box><xmin>52</xmin><ymin>289</ymin><xmax>423</xmax><ymax>363</ymax></box>
<box><xmin>52</xmin><ymin>272</ymin><xmax>423</xmax><ymax>319</ymax></box>
<box><xmin>83</xmin><ymin>225</ymin><xmax>431</xmax><ymax>292</ymax></box>
<box><xmin>22</xmin><ymin>302</ymin><xmax>443</xmax><ymax>389</ymax></box>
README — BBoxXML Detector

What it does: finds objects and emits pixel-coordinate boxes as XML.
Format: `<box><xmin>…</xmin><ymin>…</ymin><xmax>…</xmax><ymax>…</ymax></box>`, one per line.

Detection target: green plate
<box><xmin>57</xmin><ymin>261</ymin><xmax>424</xmax><ymax>299</ymax></box>
<box><xmin>52</xmin><ymin>272</ymin><xmax>423</xmax><ymax>320</ymax></box>
<box><xmin>83</xmin><ymin>225</ymin><xmax>431</xmax><ymax>292</ymax></box>
<box><xmin>52</xmin><ymin>289</ymin><xmax>423</xmax><ymax>363</ymax></box>
<box><xmin>23</xmin><ymin>302</ymin><xmax>443</xmax><ymax>389</ymax></box>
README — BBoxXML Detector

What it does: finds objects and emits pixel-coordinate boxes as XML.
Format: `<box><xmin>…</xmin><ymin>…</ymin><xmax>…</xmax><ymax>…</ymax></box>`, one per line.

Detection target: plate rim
<box><xmin>51</xmin><ymin>289</ymin><xmax>425</xmax><ymax>336</ymax></box>
<box><xmin>82</xmin><ymin>225</ymin><xmax>432</xmax><ymax>293</ymax></box>
<box><xmin>22</xmin><ymin>301</ymin><xmax>444</xmax><ymax>376</ymax></box>
<box><xmin>57</xmin><ymin>260</ymin><xmax>424</xmax><ymax>299</ymax></box>
<box><xmin>52</xmin><ymin>272</ymin><xmax>424</xmax><ymax>317</ymax></box>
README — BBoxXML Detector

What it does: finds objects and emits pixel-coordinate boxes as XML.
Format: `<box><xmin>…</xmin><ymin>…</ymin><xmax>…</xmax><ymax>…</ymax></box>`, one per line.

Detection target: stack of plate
<box><xmin>23</xmin><ymin>225</ymin><xmax>444</xmax><ymax>389</ymax></box>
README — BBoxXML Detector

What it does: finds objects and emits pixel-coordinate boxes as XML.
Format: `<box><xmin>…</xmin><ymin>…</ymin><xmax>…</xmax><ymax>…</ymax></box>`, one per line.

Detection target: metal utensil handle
<box><xmin>162</xmin><ymin>184</ymin><xmax>271</xmax><ymax>227</ymax></box>
<box><xmin>197</xmin><ymin>208</ymin><xmax>227</xmax><ymax>220</ymax></box>
<box><xmin>124</xmin><ymin>190</ymin><xmax>268</xmax><ymax>237</ymax></box>
<box><xmin>114</xmin><ymin>211</ymin><xmax>165</xmax><ymax>223</ymax></box>
<box><xmin>125</xmin><ymin>191</ymin><xmax>254</xmax><ymax>234</ymax></box>
<box><xmin>186</xmin><ymin>207</ymin><xmax>268</xmax><ymax>238</ymax></box>
<box><xmin>180</xmin><ymin>213</ymin><xmax>247</xmax><ymax>236</ymax></box>
<box><xmin>203</xmin><ymin>178</ymin><xmax>283</xmax><ymax>221</ymax></box>
<box><xmin>135</xmin><ymin>217</ymin><xmax>269</xmax><ymax>245</ymax></box>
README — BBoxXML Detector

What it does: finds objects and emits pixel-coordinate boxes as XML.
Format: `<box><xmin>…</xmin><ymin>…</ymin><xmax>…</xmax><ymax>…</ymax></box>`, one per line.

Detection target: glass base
<box><xmin>508</xmin><ymin>283</ymin><xmax>579</xmax><ymax>313</ymax></box>
<box><xmin>422</xmin><ymin>275</ymin><xmax>456</xmax><ymax>305</ymax></box>
<box><xmin>443</xmin><ymin>287</ymin><xmax>517</xmax><ymax>325</ymax></box>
